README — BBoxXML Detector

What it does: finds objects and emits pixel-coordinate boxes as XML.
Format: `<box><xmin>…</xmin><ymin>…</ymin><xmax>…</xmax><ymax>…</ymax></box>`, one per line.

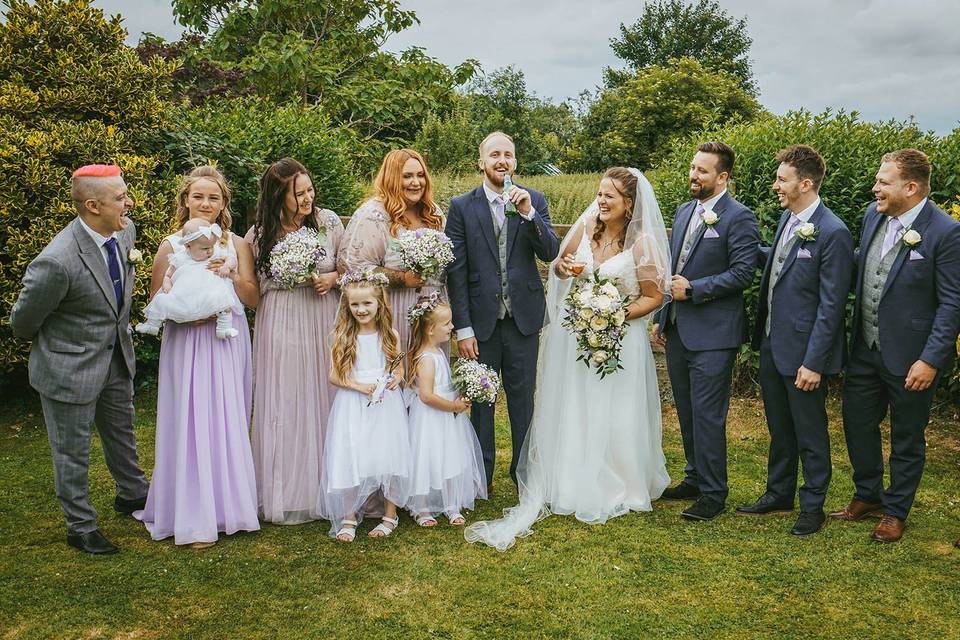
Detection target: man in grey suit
<box><xmin>10</xmin><ymin>164</ymin><xmax>148</xmax><ymax>555</ymax></box>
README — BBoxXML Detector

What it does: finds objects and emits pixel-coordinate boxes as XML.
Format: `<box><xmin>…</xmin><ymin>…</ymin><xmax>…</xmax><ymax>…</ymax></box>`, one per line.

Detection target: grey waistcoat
<box><xmin>491</xmin><ymin>205</ymin><xmax>511</xmax><ymax>319</ymax></box>
<box><xmin>860</xmin><ymin>221</ymin><xmax>900</xmax><ymax>348</ymax></box>
<box><xmin>765</xmin><ymin>233</ymin><xmax>801</xmax><ymax>336</ymax></box>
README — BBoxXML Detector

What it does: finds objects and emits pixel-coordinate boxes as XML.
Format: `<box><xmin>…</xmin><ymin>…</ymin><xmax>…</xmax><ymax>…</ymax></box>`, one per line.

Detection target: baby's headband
<box><xmin>181</xmin><ymin>223</ymin><xmax>223</xmax><ymax>245</ymax></box>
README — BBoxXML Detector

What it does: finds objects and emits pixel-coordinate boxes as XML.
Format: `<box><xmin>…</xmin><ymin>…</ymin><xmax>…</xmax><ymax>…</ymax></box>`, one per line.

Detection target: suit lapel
<box><xmin>681</xmin><ymin>192</ymin><xmax>730</xmax><ymax>272</ymax></box>
<box><xmin>776</xmin><ymin>202</ymin><xmax>826</xmax><ymax>284</ymax></box>
<box><xmin>121</xmin><ymin>228</ymin><xmax>135</xmax><ymax>308</ymax></box>
<box><xmin>881</xmin><ymin>201</ymin><xmax>933</xmax><ymax>299</ymax></box>
<box><xmin>759</xmin><ymin>210</ymin><xmax>791</xmax><ymax>294</ymax></box>
<box><xmin>473</xmin><ymin>188</ymin><xmax>499</xmax><ymax>261</ymax></box>
<box><xmin>671</xmin><ymin>201</ymin><xmax>696</xmax><ymax>272</ymax></box>
<box><xmin>505</xmin><ymin>213</ymin><xmax>522</xmax><ymax>261</ymax></box>
<box><xmin>73</xmin><ymin>219</ymin><xmax>119</xmax><ymax>317</ymax></box>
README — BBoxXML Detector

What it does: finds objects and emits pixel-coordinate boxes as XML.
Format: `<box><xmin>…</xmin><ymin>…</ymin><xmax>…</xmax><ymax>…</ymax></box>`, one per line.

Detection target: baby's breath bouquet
<box><xmin>394</xmin><ymin>228</ymin><xmax>454</xmax><ymax>282</ymax></box>
<box><xmin>452</xmin><ymin>359</ymin><xmax>500</xmax><ymax>405</ymax></box>
<box><xmin>562</xmin><ymin>274</ymin><xmax>629</xmax><ymax>378</ymax></box>
<box><xmin>269</xmin><ymin>227</ymin><xmax>327</xmax><ymax>290</ymax></box>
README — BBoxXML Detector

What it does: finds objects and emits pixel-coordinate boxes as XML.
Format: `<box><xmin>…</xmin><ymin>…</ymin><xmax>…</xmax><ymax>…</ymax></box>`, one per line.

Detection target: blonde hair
<box><xmin>882</xmin><ymin>148</ymin><xmax>931</xmax><ymax>194</ymax></box>
<box><xmin>330</xmin><ymin>282</ymin><xmax>401</xmax><ymax>383</ymax></box>
<box><xmin>175</xmin><ymin>165</ymin><xmax>233</xmax><ymax>246</ymax></box>
<box><xmin>405</xmin><ymin>299</ymin><xmax>451</xmax><ymax>385</ymax></box>
<box><xmin>478</xmin><ymin>131</ymin><xmax>515</xmax><ymax>157</ymax></box>
<box><xmin>372</xmin><ymin>149</ymin><xmax>442</xmax><ymax>237</ymax></box>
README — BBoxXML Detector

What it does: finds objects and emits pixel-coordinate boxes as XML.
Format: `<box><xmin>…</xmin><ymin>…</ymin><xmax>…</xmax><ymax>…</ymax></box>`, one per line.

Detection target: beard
<box><xmin>689</xmin><ymin>181</ymin><xmax>716</xmax><ymax>200</ymax></box>
<box><xmin>482</xmin><ymin>163</ymin><xmax>508</xmax><ymax>189</ymax></box>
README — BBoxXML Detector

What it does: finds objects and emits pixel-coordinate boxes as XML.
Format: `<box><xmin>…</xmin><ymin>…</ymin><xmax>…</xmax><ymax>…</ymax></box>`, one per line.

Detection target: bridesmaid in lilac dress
<box><xmin>137</xmin><ymin>165</ymin><xmax>261</xmax><ymax>549</ymax></box>
<box><xmin>339</xmin><ymin>149</ymin><xmax>447</xmax><ymax>352</ymax></box>
<box><xmin>246</xmin><ymin>158</ymin><xmax>344</xmax><ymax>524</ymax></box>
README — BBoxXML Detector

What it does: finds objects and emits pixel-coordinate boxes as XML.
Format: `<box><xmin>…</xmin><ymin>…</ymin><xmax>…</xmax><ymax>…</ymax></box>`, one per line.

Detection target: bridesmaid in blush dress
<box><xmin>136</xmin><ymin>165</ymin><xmax>261</xmax><ymax>549</ymax></box>
<box><xmin>246</xmin><ymin>158</ymin><xmax>344</xmax><ymax>525</ymax></box>
<box><xmin>338</xmin><ymin>149</ymin><xmax>447</xmax><ymax>352</ymax></box>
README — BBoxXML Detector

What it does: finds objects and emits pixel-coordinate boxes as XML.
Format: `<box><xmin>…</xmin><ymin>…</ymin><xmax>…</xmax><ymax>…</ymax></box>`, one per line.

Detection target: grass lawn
<box><xmin>1</xmin><ymin>380</ymin><xmax>958</xmax><ymax>639</ymax></box>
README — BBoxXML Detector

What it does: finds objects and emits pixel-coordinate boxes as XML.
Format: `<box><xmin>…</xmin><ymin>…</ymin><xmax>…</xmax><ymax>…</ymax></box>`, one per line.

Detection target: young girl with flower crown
<box><xmin>320</xmin><ymin>269</ymin><xmax>412</xmax><ymax>542</ymax></box>
<box><xmin>405</xmin><ymin>293</ymin><xmax>487</xmax><ymax>527</ymax></box>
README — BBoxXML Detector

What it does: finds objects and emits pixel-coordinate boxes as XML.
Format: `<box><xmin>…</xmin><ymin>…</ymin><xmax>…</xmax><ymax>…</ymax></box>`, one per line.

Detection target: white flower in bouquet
<box><xmin>452</xmin><ymin>358</ymin><xmax>500</xmax><ymax>405</ymax></box>
<box><xmin>269</xmin><ymin>226</ymin><xmax>328</xmax><ymax>290</ymax></box>
<box><xmin>592</xmin><ymin>350</ymin><xmax>609</xmax><ymax>365</ymax></box>
<box><xmin>587</xmin><ymin>332</ymin><xmax>600</xmax><ymax>348</ymax></box>
<box><xmin>592</xmin><ymin>295</ymin><xmax>613</xmax><ymax>312</ymax></box>
<box><xmin>590</xmin><ymin>316</ymin><xmax>609</xmax><ymax>331</ymax></box>
<box><xmin>561</xmin><ymin>273</ymin><xmax>630</xmax><ymax>379</ymax></box>
<box><xmin>394</xmin><ymin>228</ymin><xmax>454</xmax><ymax>282</ymax></box>
<box><xmin>612</xmin><ymin>309</ymin><xmax>626</xmax><ymax>326</ymax></box>
<box><xmin>600</xmin><ymin>282</ymin><xmax>619</xmax><ymax>298</ymax></box>
<box><xmin>581</xmin><ymin>307</ymin><xmax>595</xmax><ymax>319</ymax></box>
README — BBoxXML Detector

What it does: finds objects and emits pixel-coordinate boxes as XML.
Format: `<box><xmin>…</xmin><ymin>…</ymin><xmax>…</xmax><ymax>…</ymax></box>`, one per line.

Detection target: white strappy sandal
<box><xmin>368</xmin><ymin>515</ymin><xmax>399</xmax><ymax>538</ymax></box>
<box><xmin>336</xmin><ymin>519</ymin><xmax>358</xmax><ymax>543</ymax></box>
<box><xmin>446</xmin><ymin>512</ymin><xmax>466</xmax><ymax>526</ymax></box>
<box><xmin>415</xmin><ymin>513</ymin><xmax>438</xmax><ymax>527</ymax></box>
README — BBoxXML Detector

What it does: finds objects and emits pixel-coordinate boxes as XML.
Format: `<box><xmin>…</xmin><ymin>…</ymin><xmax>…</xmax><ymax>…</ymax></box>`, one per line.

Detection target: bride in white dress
<box><xmin>465</xmin><ymin>167</ymin><xmax>672</xmax><ymax>551</ymax></box>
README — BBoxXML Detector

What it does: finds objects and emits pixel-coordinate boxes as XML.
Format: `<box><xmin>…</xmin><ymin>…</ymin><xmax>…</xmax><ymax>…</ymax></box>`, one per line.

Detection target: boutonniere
<box><xmin>701</xmin><ymin>210</ymin><xmax>719</xmax><ymax>227</ymax></box>
<box><xmin>127</xmin><ymin>248</ymin><xmax>143</xmax><ymax>265</ymax></box>
<box><xmin>902</xmin><ymin>229</ymin><xmax>922</xmax><ymax>247</ymax></box>
<box><xmin>795</xmin><ymin>222</ymin><xmax>818</xmax><ymax>243</ymax></box>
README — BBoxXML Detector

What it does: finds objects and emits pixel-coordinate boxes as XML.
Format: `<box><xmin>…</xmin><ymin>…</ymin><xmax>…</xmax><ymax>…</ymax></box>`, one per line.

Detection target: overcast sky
<box><xmin>94</xmin><ymin>0</ymin><xmax>959</xmax><ymax>134</ymax></box>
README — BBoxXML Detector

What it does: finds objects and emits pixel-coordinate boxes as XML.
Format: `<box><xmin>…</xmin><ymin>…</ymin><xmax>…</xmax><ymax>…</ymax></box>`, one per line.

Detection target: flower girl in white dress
<box><xmin>320</xmin><ymin>270</ymin><xmax>412</xmax><ymax>542</ymax></box>
<box><xmin>136</xmin><ymin>218</ymin><xmax>240</xmax><ymax>339</ymax></box>
<box><xmin>404</xmin><ymin>293</ymin><xmax>486</xmax><ymax>527</ymax></box>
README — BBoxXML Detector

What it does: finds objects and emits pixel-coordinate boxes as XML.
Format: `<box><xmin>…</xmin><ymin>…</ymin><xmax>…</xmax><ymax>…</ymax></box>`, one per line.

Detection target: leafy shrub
<box><xmin>0</xmin><ymin>0</ymin><xmax>178</xmax><ymax>373</ymax></box>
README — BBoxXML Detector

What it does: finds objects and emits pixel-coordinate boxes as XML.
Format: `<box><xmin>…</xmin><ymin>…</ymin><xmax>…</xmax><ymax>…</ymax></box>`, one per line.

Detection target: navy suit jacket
<box><xmin>753</xmin><ymin>202</ymin><xmax>854</xmax><ymax>376</ymax></box>
<box><xmin>851</xmin><ymin>200</ymin><xmax>960</xmax><ymax>377</ymax></box>
<box><xmin>445</xmin><ymin>184</ymin><xmax>560</xmax><ymax>342</ymax></box>
<box><xmin>655</xmin><ymin>192</ymin><xmax>760</xmax><ymax>351</ymax></box>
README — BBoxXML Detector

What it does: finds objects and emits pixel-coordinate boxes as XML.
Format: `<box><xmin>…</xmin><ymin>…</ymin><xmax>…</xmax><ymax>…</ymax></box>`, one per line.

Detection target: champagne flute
<box><xmin>569</xmin><ymin>261</ymin><xmax>586</xmax><ymax>276</ymax></box>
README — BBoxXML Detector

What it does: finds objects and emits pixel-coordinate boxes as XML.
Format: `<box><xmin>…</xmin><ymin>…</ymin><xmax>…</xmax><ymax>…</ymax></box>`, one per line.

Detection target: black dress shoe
<box><xmin>114</xmin><ymin>495</ymin><xmax>147</xmax><ymax>515</ymax></box>
<box><xmin>660</xmin><ymin>482</ymin><xmax>701</xmax><ymax>501</ymax></box>
<box><xmin>67</xmin><ymin>530</ymin><xmax>119</xmax><ymax>555</ymax></box>
<box><xmin>736</xmin><ymin>492</ymin><xmax>794</xmax><ymax>516</ymax></box>
<box><xmin>791</xmin><ymin>511</ymin><xmax>826</xmax><ymax>536</ymax></box>
<box><xmin>681</xmin><ymin>496</ymin><xmax>725</xmax><ymax>521</ymax></box>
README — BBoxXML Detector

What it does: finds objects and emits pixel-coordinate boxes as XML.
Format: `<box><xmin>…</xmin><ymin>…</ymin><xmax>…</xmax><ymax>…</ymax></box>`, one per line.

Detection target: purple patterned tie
<box><xmin>881</xmin><ymin>217</ymin><xmax>903</xmax><ymax>257</ymax></box>
<box><xmin>686</xmin><ymin>203</ymin><xmax>706</xmax><ymax>241</ymax></box>
<box><xmin>781</xmin><ymin>214</ymin><xmax>801</xmax><ymax>248</ymax></box>
<box><xmin>104</xmin><ymin>237</ymin><xmax>123</xmax><ymax>309</ymax></box>
<box><xmin>493</xmin><ymin>197</ymin><xmax>506</xmax><ymax>230</ymax></box>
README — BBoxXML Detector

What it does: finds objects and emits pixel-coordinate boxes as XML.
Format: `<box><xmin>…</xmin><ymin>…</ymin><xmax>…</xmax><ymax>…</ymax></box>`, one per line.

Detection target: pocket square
<box><xmin>909</xmin><ymin>250</ymin><xmax>924</xmax><ymax>261</ymax></box>
<box><xmin>797</xmin><ymin>248</ymin><xmax>812</xmax><ymax>259</ymax></box>
<box><xmin>704</xmin><ymin>227</ymin><xmax>720</xmax><ymax>239</ymax></box>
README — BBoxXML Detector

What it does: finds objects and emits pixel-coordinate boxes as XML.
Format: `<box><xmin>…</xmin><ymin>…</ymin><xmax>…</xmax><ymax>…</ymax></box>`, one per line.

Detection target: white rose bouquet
<box><xmin>268</xmin><ymin>226</ymin><xmax>328</xmax><ymax>290</ymax></box>
<box><xmin>394</xmin><ymin>228</ymin><xmax>454</xmax><ymax>282</ymax></box>
<box><xmin>562</xmin><ymin>274</ymin><xmax>629</xmax><ymax>378</ymax></box>
<box><xmin>452</xmin><ymin>358</ymin><xmax>500</xmax><ymax>405</ymax></box>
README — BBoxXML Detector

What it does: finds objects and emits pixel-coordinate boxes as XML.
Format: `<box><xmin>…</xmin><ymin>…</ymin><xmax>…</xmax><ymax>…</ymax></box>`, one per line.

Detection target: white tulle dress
<box><xmin>140</xmin><ymin>244</ymin><xmax>241</xmax><ymax>327</ymax></box>
<box><xmin>320</xmin><ymin>332</ymin><xmax>412</xmax><ymax>536</ymax></box>
<box><xmin>465</xmin><ymin>170</ymin><xmax>671</xmax><ymax>551</ymax></box>
<box><xmin>406</xmin><ymin>350</ymin><xmax>487</xmax><ymax>520</ymax></box>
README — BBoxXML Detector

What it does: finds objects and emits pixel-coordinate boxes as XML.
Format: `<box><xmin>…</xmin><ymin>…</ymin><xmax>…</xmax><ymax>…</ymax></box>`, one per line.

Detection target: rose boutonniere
<box><xmin>902</xmin><ymin>229</ymin><xmax>922</xmax><ymax>247</ymax></box>
<box><xmin>127</xmin><ymin>248</ymin><xmax>143</xmax><ymax>265</ymax></box>
<box><xmin>701</xmin><ymin>210</ymin><xmax>719</xmax><ymax>227</ymax></box>
<box><xmin>795</xmin><ymin>222</ymin><xmax>818</xmax><ymax>243</ymax></box>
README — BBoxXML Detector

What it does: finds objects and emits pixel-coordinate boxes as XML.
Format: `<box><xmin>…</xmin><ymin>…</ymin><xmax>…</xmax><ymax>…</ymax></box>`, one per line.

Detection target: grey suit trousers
<box><xmin>40</xmin><ymin>346</ymin><xmax>147</xmax><ymax>534</ymax></box>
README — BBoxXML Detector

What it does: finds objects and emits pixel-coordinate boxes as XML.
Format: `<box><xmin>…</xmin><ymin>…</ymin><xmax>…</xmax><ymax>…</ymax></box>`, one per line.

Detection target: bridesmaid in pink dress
<box><xmin>136</xmin><ymin>165</ymin><xmax>261</xmax><ymax>549</ymax></box>
<box><xmin>338</xmin><ymin>149</ymin><xmax>447</xmax><ymax>352</ymax></box>
<box><xmin>246</xmin><ymin>158</ymin><xmax>344</xmax><ymax>525</ymax></box>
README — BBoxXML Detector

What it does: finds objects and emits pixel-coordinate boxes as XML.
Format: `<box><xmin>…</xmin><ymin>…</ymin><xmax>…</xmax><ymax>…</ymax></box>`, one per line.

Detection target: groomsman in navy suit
<box><xmin>653</xmin><ymin>142</ymin><xmax>760</xmax><ymax>521</ymax></box>
<box><xmin>831</xmin><ymin>149</ymin><xmax>960</xmax><ymax>543</ymax></box>
<box><xmin>736</xmin><ymin>146</ymin><xmax>854</xmax><ymax>536</ymax></box>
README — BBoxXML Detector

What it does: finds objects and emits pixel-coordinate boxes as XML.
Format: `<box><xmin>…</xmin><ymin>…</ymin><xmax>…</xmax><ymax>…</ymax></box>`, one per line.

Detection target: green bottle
<box><xmin>502</xmin><ymin>173</ymin><xmax>518</xmax><ymax>216</ymax></box>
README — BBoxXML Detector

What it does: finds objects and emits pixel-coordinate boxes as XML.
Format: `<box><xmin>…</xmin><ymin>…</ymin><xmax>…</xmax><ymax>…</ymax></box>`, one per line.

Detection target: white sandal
<box><xmin>416</xmin><ymin>513</ymin><xmax>438</xmax><ymax>527</ymax></box>
<box><xmin>368</xmin><ymin>515</ymin><xmax>399</xmax><ymax>538</ymax></box>
<box><xmin>336</xmin><ymin>519</ymin><xmax>358</xmax><ymax>543</ymax></box>
<box><xmin>446</xmin><ymin>512</ymin><xmax>466</xmax><ymax>526</ymax></box>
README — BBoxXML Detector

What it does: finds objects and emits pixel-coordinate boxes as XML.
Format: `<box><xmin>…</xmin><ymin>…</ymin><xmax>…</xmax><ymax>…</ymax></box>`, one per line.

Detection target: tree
<box><xmin>565</xmin><ymin>58</ymin><xmax>759</xmax><ymax>172</ymax></box>
<box><xmin>605</xmin><ymin>0</ymin><xmax>756</xmax><ymax>95</ymax></box>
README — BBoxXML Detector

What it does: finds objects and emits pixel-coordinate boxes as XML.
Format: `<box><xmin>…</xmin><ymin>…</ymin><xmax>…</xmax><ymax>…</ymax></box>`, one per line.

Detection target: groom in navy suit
<box><xmin>445</xmin><ymin>131</ymin><xmax>560</xmax><ymax>489</ymax></box>
<box><xmin>831</xmin><ymin>149</ymin><xmax>960</xmax><ymax>543</ymax></box>
<box><xmin>737</xmin><ymin>145</ymin><xmax>854</xmax><ymax>536</ymax></box>
<box><xmin>653</xmin><ymin>141</ymin><xmax>760</xmax><ymax>521</ymax></box>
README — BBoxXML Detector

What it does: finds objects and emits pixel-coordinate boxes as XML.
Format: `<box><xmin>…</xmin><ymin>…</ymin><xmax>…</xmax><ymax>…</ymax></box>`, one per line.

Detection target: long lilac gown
<box><xmin>338</xmin><ymin>198</ymin><xmax>447</xmax><ymax>352</ymax></box>
<box><xmin>136</xmin><ymin>232</ymin><xmax>260</xmax><ymax>545</ymax></box>
<box><xmin>246</xmin><ymin>211</ymin><xmax>344</xmax><ymax>524</ymax></box>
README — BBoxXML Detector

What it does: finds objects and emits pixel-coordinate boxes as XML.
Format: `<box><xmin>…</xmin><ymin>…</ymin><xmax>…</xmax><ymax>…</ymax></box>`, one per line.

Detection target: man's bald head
<box><xmin>71</xmin><ymin>165</ymin><xmax>124</xmax><ymax>216</ymax></box>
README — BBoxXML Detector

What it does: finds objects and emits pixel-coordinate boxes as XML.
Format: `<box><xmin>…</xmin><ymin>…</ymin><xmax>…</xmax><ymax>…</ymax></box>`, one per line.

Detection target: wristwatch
<box><xmin>685</xmin><ymin>286</ymin><xmax>693</xmax><ymax>299</ymax></box>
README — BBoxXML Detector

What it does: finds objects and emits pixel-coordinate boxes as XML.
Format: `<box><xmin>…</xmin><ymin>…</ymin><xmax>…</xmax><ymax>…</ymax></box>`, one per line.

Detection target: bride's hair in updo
<box><xmin>592</xmin><ymin>167</ymin><xmax>637</xmax><ymax>251</ymax></box>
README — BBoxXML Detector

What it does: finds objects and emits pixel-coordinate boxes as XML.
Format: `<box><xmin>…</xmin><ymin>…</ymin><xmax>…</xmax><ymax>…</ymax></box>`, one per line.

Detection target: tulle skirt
<box><xmin>320</xmin><ymin>387</ymin><xmax>412</xmax><ymax>536</ymax></box>
<box><xmin>465</xmin><ymin>318</ymin><xmax>670</xmax><ymax>551</ymax></box>
<box><xmin>406</xmin><ymin>390</ymin><xmax>486</xmax><ymax>518</ymax></box>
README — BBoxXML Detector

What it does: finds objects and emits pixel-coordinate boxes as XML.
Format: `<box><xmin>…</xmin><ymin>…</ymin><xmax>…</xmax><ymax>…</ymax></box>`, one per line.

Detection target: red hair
<box><xmin>73</xmin><ymin>164</ymin><xmax>121</xmax><ymax>177</ymax></box>
<box><xmin>373</xmin><ymin>149</ymin><xmax>442</xmax><ymax>237</ymax></box>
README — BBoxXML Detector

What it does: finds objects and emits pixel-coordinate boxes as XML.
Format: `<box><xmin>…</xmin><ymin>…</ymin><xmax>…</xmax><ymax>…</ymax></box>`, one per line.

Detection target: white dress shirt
<box><xmin>684</xmin><ymin>188</ymin><xmax>727</xmax><ymax>239</ymax></box>
<box><xmin>891</xmin><ymin>197</ymin><xmax>926</xmax><ymax>232</ymax></box>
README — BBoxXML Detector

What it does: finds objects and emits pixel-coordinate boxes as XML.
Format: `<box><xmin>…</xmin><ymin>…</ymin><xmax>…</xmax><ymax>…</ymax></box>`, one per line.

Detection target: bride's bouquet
<box><xmin>394</xmin><ymin>228</ymin><xmax>454</xmax><ymax>282</ymax></box>
<box><xmin>562</xmin><ymin>274</ymin><xmax>629</xmax><ymax>378</ymax></box>
<box><xmin>268</xmin><ymin>226</ymin><xmax>328</xmax><ymax>290</ymax></box>
<box><xmin>452</xmin><ymin>358</ymin><xmax>500</xmax><ymax>405</ymax></box>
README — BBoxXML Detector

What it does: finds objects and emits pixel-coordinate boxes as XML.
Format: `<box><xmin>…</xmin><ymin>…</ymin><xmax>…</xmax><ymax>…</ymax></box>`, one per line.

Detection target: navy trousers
<box><xmin>759</xmin><ymin>337</ymin><xmax>832</xmax><ymax>512</ymax></box>
<box><xmin>665</xmin><ymin>333</ymin><xmax>737</xmax><ymax>503</ymax></box>
<box><xmin>841</xmin><ymin>339</ymin><xmax>939</xmax><ymax>519</ymax></box>
<box><xmin>471</xmin><ymin>316</ymin><xmax>539</xmax><ymax>486</ymax></box>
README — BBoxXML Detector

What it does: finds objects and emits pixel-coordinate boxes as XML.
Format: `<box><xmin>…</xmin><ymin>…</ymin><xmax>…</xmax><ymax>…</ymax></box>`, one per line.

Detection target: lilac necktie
<box><xmin>780</xmin><ymin>214</ymin><xmax>801</xmax><ymax>248</ymax></box>
<box><xmin>104</xmin><ymin>237</ymin><xmax>123</xmax><ymax>309</ymax></box>
<box><xmin>686</xmin><ymin>203</ymin><xmax>706</xmax><ymax>241</ymax></box>
<box><xmin>493</xmin><ymin>197</ymin><xmax>506</xmax><ymax>230</ymax></box>
<box><xmin>881</xmin><ymin>217</ymin><xmax>903</xmax><ymax>257</ymax></box>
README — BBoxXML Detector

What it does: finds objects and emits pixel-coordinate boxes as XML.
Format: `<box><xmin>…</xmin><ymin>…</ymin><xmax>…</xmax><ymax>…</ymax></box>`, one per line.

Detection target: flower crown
<box><xmin>407</xmin><ymin>291</ymin><xmax>446</xmax><ymax>324</ymax></box>
<box><xmin>336</xmin><ymin>268</ymin><xmax>389</xmax><ymax>288</ymax></box>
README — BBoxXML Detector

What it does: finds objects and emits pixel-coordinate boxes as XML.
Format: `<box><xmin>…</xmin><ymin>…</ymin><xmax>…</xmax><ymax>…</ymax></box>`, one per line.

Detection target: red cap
<box><xmin>72</xmin><ymin>164</ymin><xmax>122</xmax><ymax>178</ymax></box>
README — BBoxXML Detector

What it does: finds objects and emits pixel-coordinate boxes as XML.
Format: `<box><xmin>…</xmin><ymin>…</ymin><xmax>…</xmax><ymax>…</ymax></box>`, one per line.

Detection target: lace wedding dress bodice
<box><xmin>572</xmin><ymin>228</ymin><xmax>640</xmax><ymax>299</ymax></box>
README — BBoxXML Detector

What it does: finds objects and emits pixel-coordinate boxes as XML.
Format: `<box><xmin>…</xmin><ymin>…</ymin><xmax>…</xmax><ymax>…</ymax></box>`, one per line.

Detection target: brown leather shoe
<box><xmin>829</xmin><ymin>499</ymin><xmax>882</xmax><ymax>521</ymax></box>
<box><xmin>954</xmin><ymin>538</ymin><xmax>959</xmax><ymax>549</ymax></box>
<box><xmin>870</xmin><ymin>514</ymin><xmax>906</xmax><ymax>543</ymax></box>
